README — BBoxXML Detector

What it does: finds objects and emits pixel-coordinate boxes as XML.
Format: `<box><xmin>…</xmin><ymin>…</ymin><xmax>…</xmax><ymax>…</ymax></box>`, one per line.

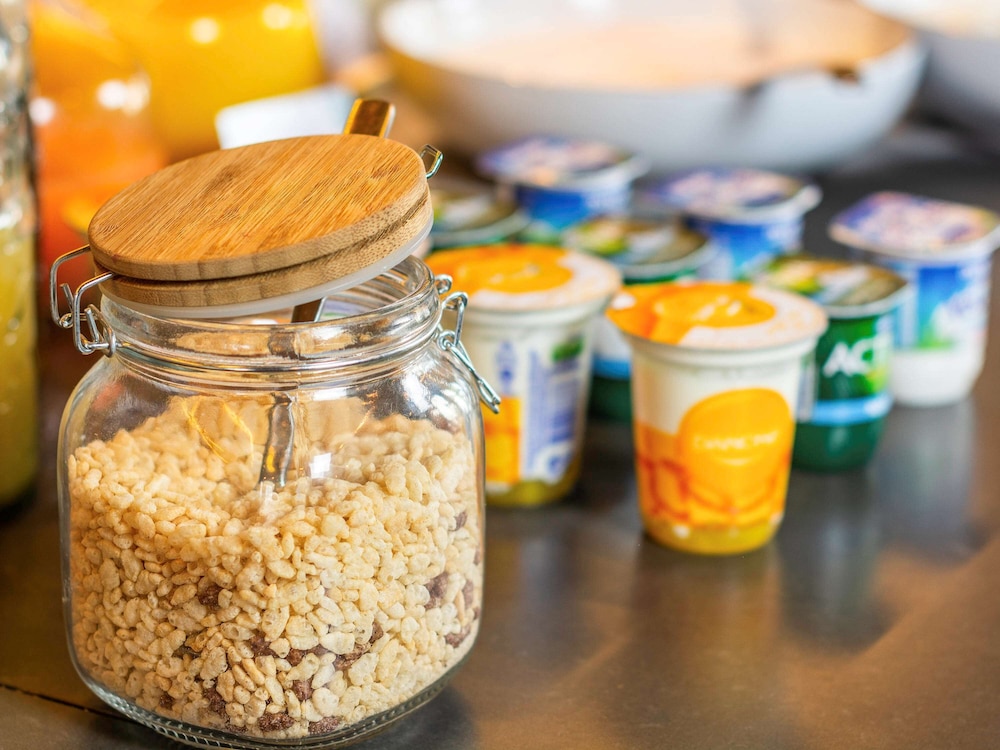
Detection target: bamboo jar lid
<box><xmin>88</xmin><ymin>133</ymin><xmax>432</xmax><ymax>318</ymax></box>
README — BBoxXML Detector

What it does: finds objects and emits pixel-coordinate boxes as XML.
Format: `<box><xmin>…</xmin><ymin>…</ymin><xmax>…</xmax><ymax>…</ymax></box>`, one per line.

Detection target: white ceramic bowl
<box><xmin>378</xmin><ymin>0</ymin><xmax>926</xmax><ymax>173</ymax></box>
<box><xmin>862</xmin><ymin>0</ymin><xmax>1000</xmax><ymax>150</ymax></box>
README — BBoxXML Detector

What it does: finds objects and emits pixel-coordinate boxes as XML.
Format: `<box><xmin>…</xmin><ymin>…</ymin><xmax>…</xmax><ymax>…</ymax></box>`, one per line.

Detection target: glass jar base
<box><xmin>87</xmin><ymin>667</ymin><xmax>460</xmax><ymax>749</ymax></box>
<box><xmin>642</xmin><ymin>517</ymin><xmax>779</xmax><ymax>555</ymax></box>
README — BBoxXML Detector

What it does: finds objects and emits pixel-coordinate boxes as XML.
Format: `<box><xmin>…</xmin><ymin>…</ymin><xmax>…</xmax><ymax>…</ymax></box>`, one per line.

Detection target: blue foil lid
<box><xmin>830</xmin><ymin>191</ymin><xmax>1000</xmax><ymax>261</ymax></box>
<box><xmin>476</xmin><ymin>136</ymin><xmax>649</xmax><ymax>189</ymax></box>
<box><xmin>639</xmin><ymin>167</ymin><xmax>821</xmax><ymax>223</ymax></box>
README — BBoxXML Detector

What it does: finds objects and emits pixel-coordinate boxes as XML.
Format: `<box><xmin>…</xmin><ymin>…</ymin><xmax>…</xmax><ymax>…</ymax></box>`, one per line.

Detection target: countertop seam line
<box><xmin>0</xmin><ymin>682</ymin><xmax>121</xmax><ymax>720</ymax></box>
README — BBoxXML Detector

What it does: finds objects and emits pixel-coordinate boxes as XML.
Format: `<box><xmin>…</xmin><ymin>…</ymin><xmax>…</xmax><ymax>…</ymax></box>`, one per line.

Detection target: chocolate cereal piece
<box><xmin>425</xmin><ymin>572</ymin><xmax>450</xmax><ymax>608</ymax></box>
<box><xmin>291</xmin><ymin>680</ymin><xmax>313</xmax><ymax>702</ymax></box>
<box><xmin>203</xmin><ymin>687</ymin><xmax>226</xmax><ymax>717</ymax></box>
<box><xmin>197</xmin><ymin>583</ymin><xmax>223</xmax><ymax>609</ymax></box>
<box><xmin>309</xmin><ymin>716</ymin><xmax>341</xmax><ymax>735</ymax></box>
<box><xmin>257</xmin><ymin>712</ymin><xmax>295</xmax><ymax>733</ymax></box>
<box><xmin>463</xmin><ymin>579</ymin><xmax>475</xmax><ymax>610</ymax></box>
<box><xmin>445</xmin><ymin>625</ymin><xmax>472</xmax><ymax>648</ymax></box>
<box><xmin>248</xmin><ymin>633</ymin><xmax>278</xmax><ymax>658</ymax></box>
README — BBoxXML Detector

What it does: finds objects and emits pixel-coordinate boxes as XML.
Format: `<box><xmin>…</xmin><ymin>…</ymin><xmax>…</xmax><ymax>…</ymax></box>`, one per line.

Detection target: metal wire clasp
<box><xmin>435</xmin><ymin>278</ymin><xmax>501</xmax><ymax>414</ymax></box>
<box><xmin>49</xmin><ymin>246</ymin><xmax>117</xmax><ymax>357</ymax></box>
<box><xmin>420</xmin><ymin>145</ymin><xmax>443</xmax><ymax>178</ymax></box>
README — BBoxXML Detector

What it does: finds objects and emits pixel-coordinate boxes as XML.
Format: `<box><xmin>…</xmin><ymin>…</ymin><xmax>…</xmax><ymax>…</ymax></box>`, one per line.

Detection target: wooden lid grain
<box><xmin>88</xmin><ymin>133</ymin><xmax>431</xmax><ymax>313</ymax></box>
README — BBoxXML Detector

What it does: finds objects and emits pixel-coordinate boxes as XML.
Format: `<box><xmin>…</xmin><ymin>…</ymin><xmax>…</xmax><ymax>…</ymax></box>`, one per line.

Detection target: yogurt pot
<box><xmin>429</xmin><ymin>178</ymin><xmax>529</xmax><ymax>249</ymax></box>
<box><xmin>426</xmin><ymin>243</ymin><xmax>622</xmax><ymax>506</ymax></box>
<box><xmin>561</xmin><ymin>215</ymin><xmax>714</xmax><ymax>422</ymax></box>
<box><xmin>475</xmin><ymin>136</ymin><xmax>650</xmax><ymax>243</ymax></box>
<box><xmin>638</xmin><ymin>167</ymin><xmax>821</xmax><ymax>280</ymax></box>
<box><xmin>607</xmin><ymin>281</ymin><xmax>827</xmax><ymax>554</ymax></box>
<box><xmin>754</xmin><ymin>255</ymin><xmax>909</xmax><ymax>471</ymax></box>
<box><xmin>830</xmin><ymin>191</ymin><xmax>1000</xmax><ymax>407</ymax></box>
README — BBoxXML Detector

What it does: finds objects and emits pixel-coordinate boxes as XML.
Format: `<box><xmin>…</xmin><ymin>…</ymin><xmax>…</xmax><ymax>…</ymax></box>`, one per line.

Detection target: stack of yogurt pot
<box><xmin>446</xmin><ymin>135</ymin><xmax>1000</xmax><ymax>556</ymax></box>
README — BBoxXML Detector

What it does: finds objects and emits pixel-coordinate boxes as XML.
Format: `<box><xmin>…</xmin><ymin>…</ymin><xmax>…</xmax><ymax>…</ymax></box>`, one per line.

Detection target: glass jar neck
<box><xmin>100</xmin><ymin>257</ymin><xmax>444</xmax><ymax>386</ymax></box>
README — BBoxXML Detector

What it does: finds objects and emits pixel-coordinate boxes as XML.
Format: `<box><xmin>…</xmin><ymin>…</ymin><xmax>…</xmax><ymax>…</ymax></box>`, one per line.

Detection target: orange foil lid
<box><xmin>607</xmin><ymin>281</ymin><xmax>827</xmax><ymax>350</ymax></box>
<box><xmin>426</xmin><ymin>243</ymin><xmax>621</xmax><ymax>311</ymax></box>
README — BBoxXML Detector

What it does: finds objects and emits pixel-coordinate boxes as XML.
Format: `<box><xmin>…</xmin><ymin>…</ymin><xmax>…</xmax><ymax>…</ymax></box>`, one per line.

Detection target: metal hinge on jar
<box><xmin>420</xmin><ymin>145</ymin><xmax>443</xmax><ymax>178</ymax></box>
<box><xmin>49</xmin><ymin>246</ymin><xmax>117</xmax><ymax>357</ymax></box>
<box><xmin>435</xmin><ymin>275</ymin><xmax>501</xmax><ymax>414</ymax></box>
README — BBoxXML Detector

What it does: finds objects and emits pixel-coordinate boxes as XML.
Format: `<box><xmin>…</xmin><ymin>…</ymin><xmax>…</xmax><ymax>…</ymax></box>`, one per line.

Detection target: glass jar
<box><xmin>56</xmin><ymin>256</ymin><xmax>487</xmax><ymax>747</ymax></box>
<box><xmin>0</xmin><ymin>0</ymin><xmax>38</xmax><ymax>510</ymax></box>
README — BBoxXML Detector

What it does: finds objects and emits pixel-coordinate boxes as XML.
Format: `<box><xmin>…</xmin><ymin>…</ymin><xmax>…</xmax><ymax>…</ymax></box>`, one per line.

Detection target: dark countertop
<box><xmin>3</xmin><ymin>122</ymin><xmax>1000</xmax><ymax>749</ymax></box>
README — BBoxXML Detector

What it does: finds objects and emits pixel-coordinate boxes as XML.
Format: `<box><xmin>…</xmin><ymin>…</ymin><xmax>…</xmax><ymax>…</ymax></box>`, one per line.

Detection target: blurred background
<box><xmin>5</xmin><ymin>0</ymin><xmax>1000</xmax><ymax>507</ymax></box>
<box><xmin>19</xmin><ymin>0</ymin><xmax>1000</xmax><ymax>293</ymax></box>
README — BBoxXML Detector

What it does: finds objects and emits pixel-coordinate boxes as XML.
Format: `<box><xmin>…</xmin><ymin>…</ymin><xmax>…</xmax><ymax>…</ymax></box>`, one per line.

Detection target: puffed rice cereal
<box><xmin>67</xmin><ymin>395</ymin><xmax>482</xmax><ymax>740</ymax></box>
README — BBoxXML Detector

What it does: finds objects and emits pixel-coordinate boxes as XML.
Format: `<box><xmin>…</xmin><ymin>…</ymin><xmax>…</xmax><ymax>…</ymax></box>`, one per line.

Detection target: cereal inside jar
<box><xmin>53</xmin><ymin>117</ymin><xmax>494</xmax><ymax>748</ymax></box>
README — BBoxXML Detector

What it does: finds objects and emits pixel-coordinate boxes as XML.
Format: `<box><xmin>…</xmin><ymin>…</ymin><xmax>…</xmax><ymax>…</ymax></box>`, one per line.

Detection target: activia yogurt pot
<box><xmin>561</xmin><ymin>215</ymin><xmax>714</xmax><ymax>422</ymax></box>
<box><xmin>638</xmin><ymin>167</ymin><xmax>821</xmax><ymax>280</ymax></box>
<box><xmin>607</xmin><ymin>281</ymin><xmax>827</xmax><ymax>554</ymax></box>
<box><xmin>830</xmin><ymin>191</ymin><xmax>1000</xmax><ymax>407</ymax></box>
<box><xmin>426</xmin><ymin>243</ymin><xmax>621</xmax><ymax>506</ymax></box>
<box><xmin>754</xmin><ymin>255</ymin><xmax>909</xmax><ymax>471</ymax></box>
<box><xmin>476</xmin><ymin>136</ymin><xmax>650</xmax><ymax>244</ymax></box>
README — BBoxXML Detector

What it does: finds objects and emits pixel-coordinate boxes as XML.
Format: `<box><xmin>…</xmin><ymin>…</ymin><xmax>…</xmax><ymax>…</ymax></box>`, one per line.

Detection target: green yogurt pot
<box><xmin>562</xmin><ymin>215</ymin><xmax>714</xmax><ymax>421</ymax></box>
<box><xmin>754</xmin><ymin>255</ymin><xmax>909</xmax><ymax>471</ymax></box>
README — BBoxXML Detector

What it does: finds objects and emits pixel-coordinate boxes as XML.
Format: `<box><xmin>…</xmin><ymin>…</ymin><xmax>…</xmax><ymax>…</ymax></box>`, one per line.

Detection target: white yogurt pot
<box><xmin>426</xmin><ymin>243</ymin><xmax>621</xmax><ymax>505</ymax></box>
<box><xmin>475</xmin><ymin>136</ymin><xmax>649</xmax><ymax>243</ymax></box>
<box><xmin>460</xmin><ymin>302</ymin><xmax>605</xmax><ymax>500</ymax></box>
<box><xmin>607</xmin><ymin>281</ymin><xmax>826</xmax><ymax>554</ymax></box>
<box><xmin>830</xmin><ymin>191</ymin><xmax>1000</xmax><ymax>407</ymax></box>
<box><xmin>638</xmin><ymin>167</ymin><xmax>821</xmax><ymax>281</ymax></box>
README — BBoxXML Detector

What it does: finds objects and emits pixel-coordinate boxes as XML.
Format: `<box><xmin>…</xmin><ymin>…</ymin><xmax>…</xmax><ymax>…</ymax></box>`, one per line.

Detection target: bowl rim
<box><xmin>376</xmin><ymin>0</ymin><xmax>918</xmax><ymax>95</ymax></box>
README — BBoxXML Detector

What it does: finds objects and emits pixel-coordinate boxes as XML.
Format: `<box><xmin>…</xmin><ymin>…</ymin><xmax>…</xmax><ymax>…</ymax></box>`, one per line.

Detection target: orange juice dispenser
<box><xmin>0</xmin><ymin>0</ymin><xmax>38</xmax><ymax>510</ymax></box>
<box><xmin>82</xmin><ymin>0</ymin><xmax>328</xmax><ymax>160</ymax></box>
<box><xmin>30</xmin><ymin>0</ymin><xmax>168</xmax><ymax>300</ymax></box>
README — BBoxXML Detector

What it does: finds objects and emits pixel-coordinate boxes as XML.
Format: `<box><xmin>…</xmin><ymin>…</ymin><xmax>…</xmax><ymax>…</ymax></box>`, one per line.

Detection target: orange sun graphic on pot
<box><xmin>636</xmin><ymin>388</ymin><xmax>793</xmax><ymax>542</ymax></box>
